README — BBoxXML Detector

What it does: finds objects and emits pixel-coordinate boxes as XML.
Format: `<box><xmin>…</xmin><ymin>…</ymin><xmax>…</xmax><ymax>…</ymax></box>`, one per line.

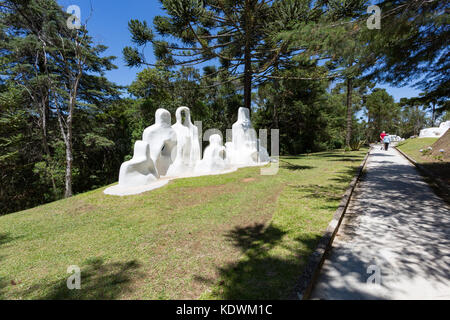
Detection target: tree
<box><xmin>398</xmin><ymin>98</ymin><xmax>428</xmax><ymax>138</ymax></box>
<box><xmin>123</xmin><ymin>0</ymin><xmax>328</xmax><ymax>110</ymax></box>
<box><xmin>1</xmin><ymin>0</ymin><xmax>118</xmax><ymax>198</ymax></box>
<box><xmin>364</xmin><ymin>0</ymin><xmax>449</xmax><ymax>106</ymax></box>
<box><xmin>364</xmin><ymin>88</ymin><xmax>400</xmax><ymax>141</ymax></box>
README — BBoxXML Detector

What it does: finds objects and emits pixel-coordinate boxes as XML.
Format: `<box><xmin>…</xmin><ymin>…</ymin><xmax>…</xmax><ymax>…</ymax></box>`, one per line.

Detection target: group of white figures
<box><xmin>419</xmin><ymin>121</ymin><xmax>450</xmax><ymax>138</ymax></box>
<box><xmin>104</xmin><ymin>107</ymin><xmax>270</xmax><ymax>196</ymax></box>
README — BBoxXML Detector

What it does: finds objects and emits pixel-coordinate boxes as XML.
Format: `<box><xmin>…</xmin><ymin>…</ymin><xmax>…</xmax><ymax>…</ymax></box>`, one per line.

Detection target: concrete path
<box><xmin>311</xmin><ymin>146</ymin><xmax>450</xmax><ymax>299</ymax></box>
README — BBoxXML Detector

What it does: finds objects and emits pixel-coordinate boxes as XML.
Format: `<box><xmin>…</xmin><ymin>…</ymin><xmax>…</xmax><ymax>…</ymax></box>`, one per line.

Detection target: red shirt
<box><xmin>380</xmin><ymin>133</ymin><xmax>387</xmax><ymax>141</ymax></box>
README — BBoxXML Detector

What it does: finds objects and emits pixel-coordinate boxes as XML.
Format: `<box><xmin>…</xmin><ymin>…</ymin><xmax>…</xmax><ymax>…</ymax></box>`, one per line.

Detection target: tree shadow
<box><xmin>299</xmin><ymin>184</ymin><xmax>344</xmax><ymax>202</ymax></box>
<box><xmin>25</xmin><ymin>257</ymin><xmax>144</xmax><ymax>300</ymax></box>
<box><xmin>329</xmin><ymin>166</ymin><xmax>359</xmax><ymax>184</ymax></box>
<box><xmin>0</xmin><ymin>277</ymin><xmax>7</xmax><ymax>300</ymax></box>
<box><xmin>317</xmin><ymin>152</ymin><xmax>364</xmax><ymax>159</ymax></box>
<box><xmin>0</xmin><ymin>232</ymin><xmax>20</xmax><ymax>299</ymax></box>
<box><xmin>201</xmin><ymin>223</ymin><xmax>321</xmax><ymax>299</ymax></box>
<box><xmin>329</xmin><ymin>158</ymin><xmax>363</xmax><ymax>162</ymax></box>
<box><xmin>0</xmin><ymin>232</ymin><xmax>20</xmax><ymax>246</ymax></box>
<box><xmin>279</xmin><ymin>159</ymin><xmax>314</xmax><ymax>171</ymax></box>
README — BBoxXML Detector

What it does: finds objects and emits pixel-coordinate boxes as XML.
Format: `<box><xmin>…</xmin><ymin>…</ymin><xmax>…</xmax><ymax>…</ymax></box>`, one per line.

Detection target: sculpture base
<box><xmin>104</xmin><ymin>180</ymin><xmax>169</xmax><ymax>196</ymax></box>
<box><xmin>103</xmin><ymin>162</ymin><xmax>269</xmax><ymax>196</ymax></box>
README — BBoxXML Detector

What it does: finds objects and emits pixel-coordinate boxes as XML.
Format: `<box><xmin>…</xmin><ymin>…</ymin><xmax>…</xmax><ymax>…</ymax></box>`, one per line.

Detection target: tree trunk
<box><xmin>243</xmin><ymin>0</ymin><xmax>252</xmax><ymax>110</ymax></box>
<box><xmin>63</xmin><ymin>86</ymin><xmax>78</xmax><ymax>198</ymax></box>
<box><xmin>40</xmin><ymin>95</ymin><xmax>57</xmax><ymax>196</ymax></box>
<box><xmin>244</xmin><ymin>56</ymin><xmax>252</xmax><ymax>110</ymax></box>
<box><xmin>273</xmin><ymin>81</ymin><xmax>280</xmax><ymax>129</ymax></box>
<box><xmin>64</xmin><ymin>134</ymin><xmax>73</xmax><ymax>198</ymax></box>
<box><xmin>431</xmin><ymin>102</ymin><xmax>436</xmax><ymax>127</ymax></box>
<box><xmin>345</xmin><ymin>78</ymin><xmax>353</xmax><ymax>146</ymax></box>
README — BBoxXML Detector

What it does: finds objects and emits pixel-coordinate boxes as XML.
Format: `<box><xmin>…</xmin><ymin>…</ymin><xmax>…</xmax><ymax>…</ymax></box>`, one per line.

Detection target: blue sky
<box><xmin>59</xmin><ymin>0</ymin><xmax>422</xmax><ymax>102</ymax></box>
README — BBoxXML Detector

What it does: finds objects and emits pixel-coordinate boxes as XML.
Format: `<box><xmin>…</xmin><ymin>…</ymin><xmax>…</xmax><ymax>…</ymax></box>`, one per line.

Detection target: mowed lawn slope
<box><xmin>0</xmin><ymin>149</ymin><xmax>367</xmax><ymax>300</ymax></box>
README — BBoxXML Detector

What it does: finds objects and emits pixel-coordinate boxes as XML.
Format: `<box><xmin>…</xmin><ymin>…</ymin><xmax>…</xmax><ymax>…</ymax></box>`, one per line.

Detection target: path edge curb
<box><xmin>292</xmin><ymin>149</ymin><xmax>371</xmax><ymax>300</ymax></box>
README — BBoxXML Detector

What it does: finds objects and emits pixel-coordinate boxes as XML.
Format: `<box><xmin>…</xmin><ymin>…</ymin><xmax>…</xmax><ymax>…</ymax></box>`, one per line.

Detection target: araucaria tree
<box><xmin>123</xmin><ymin>0</ymin><xmax>316</xmax><ymax>110</ymax></box>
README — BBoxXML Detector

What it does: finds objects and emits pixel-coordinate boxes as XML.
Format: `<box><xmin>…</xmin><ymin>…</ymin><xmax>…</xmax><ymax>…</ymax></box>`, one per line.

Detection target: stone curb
<box><xmin>292</xmin><ymin>149</ymin><xmax>371</xmax><ymax>300</ymax></box>
<box><xmin>395</xmin><ymin>146</ymin><xmax>450</xmax><ymax>202</ymax></box>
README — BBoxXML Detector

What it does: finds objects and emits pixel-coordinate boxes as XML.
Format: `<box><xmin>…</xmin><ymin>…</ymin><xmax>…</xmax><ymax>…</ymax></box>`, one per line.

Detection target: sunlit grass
<box><xmin>397</xmin><ymin>138</ymin><xmax>439</xmax><ymax>163</ymax></box>
<box><xmin>0</xmin><ymin>149</ymin><xmax>367</xmax><ymax>300</ymax></box>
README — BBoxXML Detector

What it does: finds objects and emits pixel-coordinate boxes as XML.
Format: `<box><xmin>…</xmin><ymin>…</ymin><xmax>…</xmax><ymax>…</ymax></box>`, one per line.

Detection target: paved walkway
<box><xmin>311</xmin><ymin>146</ymin><xmax>450</xmax><ymax>299</ymax></box>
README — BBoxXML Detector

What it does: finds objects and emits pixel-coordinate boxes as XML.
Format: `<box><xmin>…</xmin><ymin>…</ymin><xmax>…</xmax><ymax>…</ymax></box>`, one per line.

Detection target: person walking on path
<box><xmin>383</xmin><ymin>134</ymin><xmax>391</xmax><ymax>151</ymax></box>
<box><xmin>380</xmin><ymin>131</ymin><xmax>387</xmax><ymax>150</ymax></box>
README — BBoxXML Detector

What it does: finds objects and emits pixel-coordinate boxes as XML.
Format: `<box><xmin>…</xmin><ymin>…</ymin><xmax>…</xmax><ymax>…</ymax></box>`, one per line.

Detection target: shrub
<box><xmin>349</xmin><ymin>140</ymin><xmax>366</xmax><ymax>151</ymax></box>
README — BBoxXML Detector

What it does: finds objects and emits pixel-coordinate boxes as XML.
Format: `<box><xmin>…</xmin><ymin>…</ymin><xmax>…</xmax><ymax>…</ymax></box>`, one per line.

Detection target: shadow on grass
<box><xmin>200</xmin><ymin>224</ymin><xmax>321</xmax><ymax>299</ymax></box>
<box><xmin>0</xmin><ymin>233</ymin><xmax>13</xmax><ymax>298</ymax></box>
<box><xmin>315</xmin><ymin>152</ymin><xmax>363</xmax><ymax>159</ymax></box>
<box><xmin>0</xmin><ymin>232</ymin><xmax>20</xmax><ymax>246</ymax></box>
<box><xmin>299</xmin><ymin>184</ymin><xmax>344</xmax><ymax>202</ymax></box>
<box><xmin>279</xmin><ymin>159</ymin><xmax>314</xmax><ymax>171</ymax></box>
<box><xmin>24</xmin><ymin>258</ymin><xmax>144</xmax><ymax>300</ymax></box>
<box><xmin>329</xmin><ymin>157</ymin><xmax>362</xmax><ymax>162</ymax></box>
<box><xmin>330</xmin><ymin>166</ymin><xmax>359</xmax><ymax>184</ymax></box>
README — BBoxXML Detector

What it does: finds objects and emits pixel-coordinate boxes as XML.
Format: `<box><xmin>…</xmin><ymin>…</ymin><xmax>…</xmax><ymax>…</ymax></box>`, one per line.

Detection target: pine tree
<box><xmin>123</xmin><ymin>0</ymin><xmax>323</xmax><ymax>110</ymax></box>
<box><xmin>365</xmin><ymin>0</ymin><xmax>449</xmax><ymax>106</ymax></box>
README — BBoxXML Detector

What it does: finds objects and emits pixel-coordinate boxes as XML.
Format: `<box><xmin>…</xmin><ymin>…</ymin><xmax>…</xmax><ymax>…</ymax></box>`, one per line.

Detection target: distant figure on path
<box><xmin>383</xmin><ymin>134</ymin><xmax>391</xmax><ymax>151</ymax></box>
<box><xmin>380</xmin><ymin>131</ymin><xmax>387</xmax><ymax>150</ymax></box>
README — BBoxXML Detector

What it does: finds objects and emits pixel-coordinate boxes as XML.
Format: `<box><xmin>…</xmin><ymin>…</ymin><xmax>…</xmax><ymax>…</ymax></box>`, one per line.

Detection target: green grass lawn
<box><xmin>0</xmin><ymin>149</ymin><xmax>367</xmax><ymax>300</ymax></box>
<box><xmin>396</xmin><ymin>138</ymin><xmax>439</xmax><ymax>163</ymax></box>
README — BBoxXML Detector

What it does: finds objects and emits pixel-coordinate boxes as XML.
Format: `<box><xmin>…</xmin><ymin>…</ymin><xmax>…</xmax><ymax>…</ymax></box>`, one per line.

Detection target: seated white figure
<box><xmin>227</xmin><ymin>107</ymin><xmax>269</xmax><ymax>166</ymax></box>
<box><xmin>166</xmin><ymin>107</ymin><xmax>201</xmax><ymax>176</ymax></box>
<box><xmin>195</xmin><ymin>134</ymin><xmax>229</xmax><ymax>174</ymax></box>
<box><xmin>118</xmin><ymin>141</ymin><xmax>158</xmax><ymax>187</ymax></box>
<box><xmin>142</xmin><ymin>108</ymin><xmax>177</xmax><ymax>177</ymax></box>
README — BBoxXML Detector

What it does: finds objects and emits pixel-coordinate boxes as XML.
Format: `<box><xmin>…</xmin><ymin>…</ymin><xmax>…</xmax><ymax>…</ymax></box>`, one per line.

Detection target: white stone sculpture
<box><xmin>389</xmin><ymin>135</ymin><xmax>403</xmax><ymax>142</ymax></box>
<box><xmin>194</xmin><ymin>134</ymin><xmax>229</xmax><ymax>174</ymax></box>
<box><xmin>105</xmin><ymin>106</ymin><xmax>271</xmax><ymax>196</ymax></box>
<box><xmin>227</xmin><ymin>107</ymin><xmax>270</xmax><ymax>166</ymax></box>
<box><xmin>419</xmin><ymin>121</ymin><xmax>450</xmax><ymax>138</ymax></box>
<box><xmin>118</xmin><ymin>141</ymin><xmax>157</xmax><ymax>187</ymax></box>
<box><xmin>142</xmin><ymin>108</ymin><xmax>177</xmax><ymax>177</ymax></box>
<box><xmin>166</xmin><ymin>107</ymin><xmax>201</xmax><ymax>176</ymax></box>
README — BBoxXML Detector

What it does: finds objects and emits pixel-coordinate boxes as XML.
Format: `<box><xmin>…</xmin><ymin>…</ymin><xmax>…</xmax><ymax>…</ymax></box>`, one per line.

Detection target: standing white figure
<box><xmin>166</xmin><ymin>107</ymin><xmax>201</xmax><ymax>176</ymax></box>
<box><xmin>142</xmin><ymin>108</ymin><xmax>177</xmax><ymax>177</ymax></box>
<box><xmin>118</xmin><ymin>141</ymin><xmax>158</xmax><ymax>187</ymax></box>
<box><xmin>228</xmin><ymin>107</ymin><xmax>269</xmax><ymax>166</ymax></box>
<box><xmin>195</xmin><ymin>134</ymin><xmax>229</xmax><ymax>174</ymax></box>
